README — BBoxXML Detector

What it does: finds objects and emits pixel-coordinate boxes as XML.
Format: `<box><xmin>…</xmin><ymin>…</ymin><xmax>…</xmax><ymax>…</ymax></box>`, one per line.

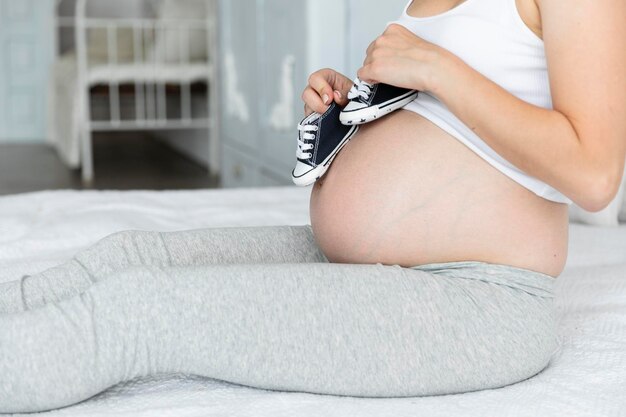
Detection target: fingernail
<box><xmin>322</xmin><ymin>94</ymin><xmax>330</xmax><ymax>105</ymax></box>
<box><xmin>334</xmin><ymin>90</ymin><xmax>342</xmax><ymax>99</ymax></box>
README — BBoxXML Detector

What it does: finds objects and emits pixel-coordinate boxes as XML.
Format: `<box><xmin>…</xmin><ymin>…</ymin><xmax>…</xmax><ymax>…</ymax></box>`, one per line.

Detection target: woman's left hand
<box><xmin>358</xmin><ymin>23</ymin><xmax>453</xmax><ymax>93</ymax></box>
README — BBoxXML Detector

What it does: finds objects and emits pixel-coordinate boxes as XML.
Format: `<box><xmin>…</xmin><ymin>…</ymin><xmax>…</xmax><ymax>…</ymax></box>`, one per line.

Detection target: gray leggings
<box><xmin>0</xmin><ymin>225</ymin><xmax>558</xmax><ymax>413</ymax></box>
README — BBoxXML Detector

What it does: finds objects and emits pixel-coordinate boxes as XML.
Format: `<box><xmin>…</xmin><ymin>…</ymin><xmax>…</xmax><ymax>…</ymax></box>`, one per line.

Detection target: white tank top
<box><xmin>392</xmin><ymin>0</ymin><xmax>572</xmax><ymax>204</ymax></box>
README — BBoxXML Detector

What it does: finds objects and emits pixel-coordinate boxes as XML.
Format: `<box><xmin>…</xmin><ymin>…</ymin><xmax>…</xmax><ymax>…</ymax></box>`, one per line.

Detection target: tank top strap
<box><xmin>504</xmin><ymin>0</ymin><xmax>545</xmax><ymax>44</ymax></box>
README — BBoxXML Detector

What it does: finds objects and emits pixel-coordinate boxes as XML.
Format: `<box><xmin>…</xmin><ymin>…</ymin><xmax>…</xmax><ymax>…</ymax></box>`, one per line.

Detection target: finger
<box><xmin>363</xmin><ymin>47</ymin><xmax>392</xmax><ymax>68</ymax></box>
<box><xmin>363</xmin><ymin>50</ymin><xmax>376</xmax><ymax>67</ymax></box>
<box><xmin>365</xmin><ymin>40</ymin><xmax>376</xmax><ymax>59</ymax></box>
<box><xmin>308</xmin><ymin>72</ymin><xmax>335</xmax><ymax>106</ymax></box>
<box><xmin>304</xmin><ymin>103</ymin><xmax>313</xmax><ymax>117</ymax></box>
<box><xmin>385</xmin><ymin>23</ymin><xmax>406</xmax><ymax>34</ymax></box>
<box><xmin>387</xmin><ymin>23</ymin><xmax>422</xmax><ymax>44</ymax></box>
<box><xmin>302</xmin><ymin>86</ymin><xmax>328</xmax><ymax>114</ymax></box>
<box><xmin>323</xmin><ymin>69</ymin><xmax>355</xmax><ymax>101</ymax></box>
<box><xmin>357</xmin><ymin>64</ymin><xmax>378</xmax><ymax>85</ymax></box>
<box><xmin>333</xmin><ymin>89</ymin><xmax>348</xmax><ymax>107</ymax></box>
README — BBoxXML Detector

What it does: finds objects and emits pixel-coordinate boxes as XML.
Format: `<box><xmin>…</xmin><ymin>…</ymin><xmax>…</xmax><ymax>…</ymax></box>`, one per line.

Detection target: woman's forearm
<box><xmin>430</xmin><ymin>53</ymin><xmax>616</xmax><ymax>211</ymax></box>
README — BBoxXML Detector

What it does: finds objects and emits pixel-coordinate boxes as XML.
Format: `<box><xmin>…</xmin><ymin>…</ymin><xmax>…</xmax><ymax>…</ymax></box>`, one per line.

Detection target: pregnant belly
<box><xmin>309</xmin><ymin>110</ymin><xmax>569</xmax><ymax>278</ymax></box>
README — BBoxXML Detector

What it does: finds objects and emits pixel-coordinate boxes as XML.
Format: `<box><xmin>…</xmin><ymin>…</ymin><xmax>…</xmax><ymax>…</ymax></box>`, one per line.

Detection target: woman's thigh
<box><xmin>0</xmin><ymin>225</ymin><xmax>327</xmax><ymax>313</ymax></box>
<box><xmin>0</xmin><ymin>261</ymin><xmax>557</xmax><ymax>413</ymax></box>
<box><xmin>81</xmin><ymin>224</ymin><xmax>328</xmax><ymax>270</ymax></box>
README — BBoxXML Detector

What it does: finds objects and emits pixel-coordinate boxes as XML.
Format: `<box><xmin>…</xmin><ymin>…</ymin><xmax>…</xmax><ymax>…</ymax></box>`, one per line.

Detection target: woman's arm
<box><xmin>358</xmin><ymin>1</ymin><xmax>626</xmax><ymax>212</ymax></box>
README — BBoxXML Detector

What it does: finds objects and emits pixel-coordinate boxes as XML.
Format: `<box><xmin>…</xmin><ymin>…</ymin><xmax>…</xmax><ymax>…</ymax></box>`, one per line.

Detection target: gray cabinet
<box><xmin>0</xmin><ymin>0</ymin><xmax>55</xmax><ymax>142</ymax></box>
<box><xmin>258</xmin><ymin>0</ymin><xmax>307</xmax><ymax>170</ymax></box>
<box><xmin>219</xmin><ymin>0</ymin><xmax>259</xmax><ymax>154</ymax></box>
<box><xmin>218</xmin><ymin>0</ymin><xmax>407</xmax><ymax>188</ymax></box>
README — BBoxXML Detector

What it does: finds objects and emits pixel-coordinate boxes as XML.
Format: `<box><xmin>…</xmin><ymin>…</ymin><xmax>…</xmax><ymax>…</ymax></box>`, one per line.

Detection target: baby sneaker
<box><xmin>339</xmin><ymin>78</ymin><xmax>418</xmax><ymax>125</ymax></box>
<box><xmin>292</xmin><ymin>102</ymin><xmax>359</xmax><ymax>186</ymax></box>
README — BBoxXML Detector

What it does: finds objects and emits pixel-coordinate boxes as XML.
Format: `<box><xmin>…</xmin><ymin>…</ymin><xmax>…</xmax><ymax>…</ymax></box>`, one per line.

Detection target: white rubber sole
<box><xmin>339</xmin><ymin>91</ymin><xmax>419</xmax><ymax>126</ymax></box>
<box><xmin>291</xmin><ymin>125</ymin><xmax>359</xmax><ymax>187</ymax></box>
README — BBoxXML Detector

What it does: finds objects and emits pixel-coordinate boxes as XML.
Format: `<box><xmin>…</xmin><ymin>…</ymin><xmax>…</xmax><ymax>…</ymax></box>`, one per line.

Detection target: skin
<box><xmin>303</xmin><ymin>0</ymin><xmax>626</xmax><ymax>278</ymax></box>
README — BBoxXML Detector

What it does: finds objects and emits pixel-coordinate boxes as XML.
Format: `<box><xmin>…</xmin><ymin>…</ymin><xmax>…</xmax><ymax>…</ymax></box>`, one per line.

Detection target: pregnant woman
<box><xmin>1</xmin><ymin>0</ymin><xmax>624</xmax><ymax>413</ymax></box>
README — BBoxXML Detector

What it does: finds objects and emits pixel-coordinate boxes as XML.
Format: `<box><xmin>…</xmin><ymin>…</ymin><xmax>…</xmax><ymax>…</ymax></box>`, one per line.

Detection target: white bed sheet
<box><xmin>1</xmin><ymin>187</ymin><xmax>625</xmax><ymax>417</ymax></box>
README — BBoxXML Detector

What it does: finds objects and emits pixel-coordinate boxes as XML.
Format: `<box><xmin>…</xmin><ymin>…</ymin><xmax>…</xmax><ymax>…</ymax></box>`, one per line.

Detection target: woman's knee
<box><xmin>96</xmin><ymin>230</ymin><xmax>154</xmax><ymax>250</ymax></box>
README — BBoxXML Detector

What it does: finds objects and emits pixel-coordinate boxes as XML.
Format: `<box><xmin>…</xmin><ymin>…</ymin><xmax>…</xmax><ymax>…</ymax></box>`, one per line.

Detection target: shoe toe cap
<box><xmin>342</xmin><ymin>101</ymin><xmax>367</xmax><ymax>113</ymax></box>
<box><xmin>292</xmin><ymin>160</ymin><xmax>313</xmax><ymax>178</ymax></box>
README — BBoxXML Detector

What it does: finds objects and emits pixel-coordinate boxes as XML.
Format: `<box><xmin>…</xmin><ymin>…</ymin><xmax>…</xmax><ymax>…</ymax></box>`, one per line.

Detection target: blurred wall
<box><xmin>0</xmin><ymin>0</ymin><xmax>55</xmax><ymax>143</ymax></box>
<box><xmin>345</xmin><ymin>0</ymin><xmax>408</xmax><ymax>76</ymax></box>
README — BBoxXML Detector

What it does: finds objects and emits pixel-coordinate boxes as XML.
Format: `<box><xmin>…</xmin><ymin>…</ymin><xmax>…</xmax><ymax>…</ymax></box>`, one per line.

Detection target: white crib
<box><xmin>54</xmin><ymin>0</ymin><xmax>219</xmax><ymax>182</ymax></box>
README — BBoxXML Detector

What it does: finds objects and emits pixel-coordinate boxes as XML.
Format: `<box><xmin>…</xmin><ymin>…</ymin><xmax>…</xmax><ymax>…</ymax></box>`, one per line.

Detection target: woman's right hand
<box><xmin>301</xmin><ymin>68</ymin><xmax>354</xmax><ymax>116</ymax></box>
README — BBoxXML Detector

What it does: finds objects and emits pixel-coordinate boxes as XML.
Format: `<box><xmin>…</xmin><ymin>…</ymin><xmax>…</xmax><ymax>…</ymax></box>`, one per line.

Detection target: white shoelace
<box><xmin>347</xmin><ymin>78</ymin><xmax>373</xmax><ymax>101</ymax></box>
<box><xmin>296</xmin><ymin>122</ymin><xmax>318</xmax><ymax>160</ymax></box>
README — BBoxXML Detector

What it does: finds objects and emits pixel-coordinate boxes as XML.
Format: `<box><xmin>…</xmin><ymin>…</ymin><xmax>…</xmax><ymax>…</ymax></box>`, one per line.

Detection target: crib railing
<box><xmin>66</xmin><ymin>0</ymin><xmax>219</xmax><ymax>182</ymax></box>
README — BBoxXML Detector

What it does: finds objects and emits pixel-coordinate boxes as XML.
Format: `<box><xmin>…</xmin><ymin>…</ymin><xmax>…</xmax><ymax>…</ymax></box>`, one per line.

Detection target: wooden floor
<box><xmin>0</xmin><ymin>134</ymin><xmax>220</xmax><ymax>196</ymax></box>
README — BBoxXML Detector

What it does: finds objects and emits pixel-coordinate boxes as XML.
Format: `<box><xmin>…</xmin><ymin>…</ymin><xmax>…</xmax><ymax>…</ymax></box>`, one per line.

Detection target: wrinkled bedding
<box><xmin>0</xmin><ymin>187</ymin><xmax>624</xmax><ymax>417</ymax></box>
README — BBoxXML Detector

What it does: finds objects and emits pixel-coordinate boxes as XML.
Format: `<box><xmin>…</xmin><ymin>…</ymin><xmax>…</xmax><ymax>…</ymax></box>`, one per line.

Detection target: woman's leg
<box><xmin>0</xmin><ymin>261</ymin><xmax>557</xmax><ymax>413</ymax></box>
<box><xmin>0</xmin><ymin>225</ymin><xmax>327</xmax><ymax>313</ymax></box>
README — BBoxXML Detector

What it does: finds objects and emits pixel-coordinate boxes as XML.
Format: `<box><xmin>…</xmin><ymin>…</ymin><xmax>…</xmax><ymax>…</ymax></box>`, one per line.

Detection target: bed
<box><xmin>1</xmin><ymin>186</ymin><xmax>625</xmax><ymax>417</ymax></box>
<box><xmin>50</xmin><ymin>0</ymin><xmax>219</xmax><ymax>182</ymax></box>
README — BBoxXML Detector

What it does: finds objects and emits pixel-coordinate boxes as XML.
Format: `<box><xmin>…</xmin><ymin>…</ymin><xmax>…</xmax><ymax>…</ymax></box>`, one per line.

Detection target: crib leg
<box><xmin>81</xmin><ymin>128</ymin><xmax>94</xmax><ymax>184</ymax></box>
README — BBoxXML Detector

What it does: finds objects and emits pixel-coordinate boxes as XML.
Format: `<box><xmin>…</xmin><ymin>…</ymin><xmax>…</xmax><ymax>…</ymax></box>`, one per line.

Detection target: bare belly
<box><xmin>309</xmin><ymin>110</ymin><xmax>569</xmax><ymax>278</ymax></box>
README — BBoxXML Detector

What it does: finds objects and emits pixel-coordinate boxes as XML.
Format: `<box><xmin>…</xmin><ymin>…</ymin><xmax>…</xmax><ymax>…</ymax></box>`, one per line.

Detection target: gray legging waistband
<box><xmin>410</xmin><ymin>261</ymin><xmax>555</xmax><ymax>298</ymax></box>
